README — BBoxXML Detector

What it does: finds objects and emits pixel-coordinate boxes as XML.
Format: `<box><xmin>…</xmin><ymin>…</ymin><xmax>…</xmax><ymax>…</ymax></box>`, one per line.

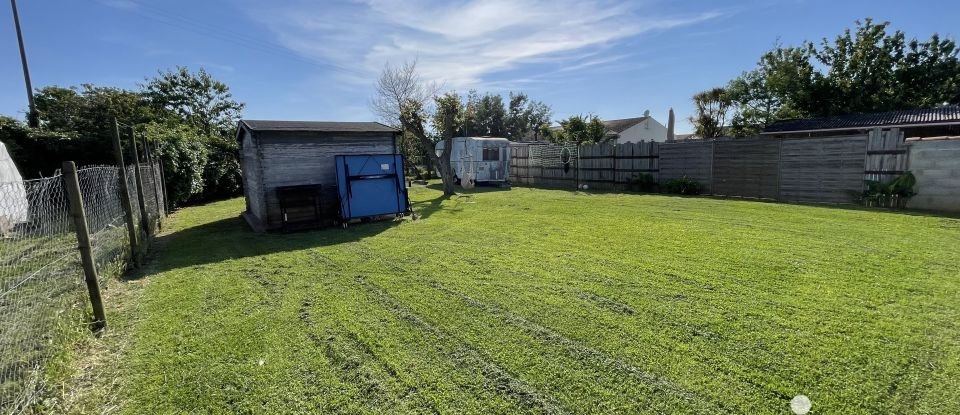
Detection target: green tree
<box><xmin>142</xmin><ymin>67</ymin><xmax>244</xmax><ymax>137</ymax></box>
<box><xmin>722</xmin><ymin>18</ymin><xmax>960</xmax><ymax>135</ymax></box>
<box><xmin>505</xmin><ymin>92</ymin><xmax>553</xmax><ymax>141</ymax></box>
<box><xmin>554</xmin><ymin>114</ymin><xmax>607</xmax><ymax>144</ymax></box>
<box><xmin>690</xmin><ymin>87</ymin><xmax>731</xmax><ymax>138</ymax></box>
<box><xmin>505</xmin><ymin>92</ymin><xmax>530</xmax><ymax>140</ymax></box>
<box><xmin>373</xmin><ymin>61</ymin><xmax>458</xmax><ymax>195</ymax></box>
<box><xmin>474</xmin><ymin>93</ymin><xmax>506</xmax><ymax>136</ymax></box>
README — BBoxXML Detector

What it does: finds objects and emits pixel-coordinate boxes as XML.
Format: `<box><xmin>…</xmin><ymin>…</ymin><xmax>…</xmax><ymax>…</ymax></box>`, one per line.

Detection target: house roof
<box><xmin>762</xmin><ymin>105</ymin><xmax>960</xmax><ymax>133</ymax></box>
<box><xmin>240</xmin><ymin>120</ymin><xmax>399</xmax><ymax>133</ymax></box>
<box><xmin>602</xmin><ymin>116</ymin><xmax>650</xmax><ymax>133</ymax></box>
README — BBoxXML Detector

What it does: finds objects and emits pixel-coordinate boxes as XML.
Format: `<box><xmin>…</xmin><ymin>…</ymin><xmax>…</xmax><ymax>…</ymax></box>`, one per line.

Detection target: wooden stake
<box><xmin>62</xmin><ymin>161</ymin><xmax>106</xmax><ymax>331</ymax></box>
<box><xmin>111</xmin><ymin>118</ymin><xmax>140</xmax><ymax>267</ymax></box>
<box><xmin>140</xmin><ymin>132</ymin><xmax>163</xmax><ymax>229</ymax></box>
<box><xmin>129</xmin><ymin>126</ymin><xmax>151</xmax><ymax>238</ymax></box>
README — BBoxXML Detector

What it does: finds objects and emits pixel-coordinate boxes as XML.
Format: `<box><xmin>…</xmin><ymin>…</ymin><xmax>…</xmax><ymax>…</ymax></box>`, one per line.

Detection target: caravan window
<box><xmin>482</xmin><ymin>147</ymin><xmax>500</xmax><ymax>161</ymax></box>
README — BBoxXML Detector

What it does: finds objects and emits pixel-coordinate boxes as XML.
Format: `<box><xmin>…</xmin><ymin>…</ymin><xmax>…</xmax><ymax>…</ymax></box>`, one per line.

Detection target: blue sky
<box><xmin>2</xmin><ymin>0</ymin><xmax>959</xmax><ymax>133</ymax></box>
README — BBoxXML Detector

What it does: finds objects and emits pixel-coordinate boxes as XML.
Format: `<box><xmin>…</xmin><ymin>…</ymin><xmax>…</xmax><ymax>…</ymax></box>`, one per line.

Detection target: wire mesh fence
<box><xmin>0</xmin><ymin>162</ymin><xmax>163</xmax><ymax>414</ymax></box>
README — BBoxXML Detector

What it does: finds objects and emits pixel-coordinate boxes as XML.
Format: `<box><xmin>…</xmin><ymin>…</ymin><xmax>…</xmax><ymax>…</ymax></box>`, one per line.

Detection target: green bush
<box><xmin>143</xmin><ymin>123</ymin><xmax>209</xmax><ymax>207</ymax></box>
<box><xmin>856</xmin><ymin>172</ymin><xmax>917</xmax><ymax>209</ymax></box>
<box><xmin>663</xmin><ymin>176</ymin><xmax>704</xmax><ymax>195</ymax></box>
<box><xmin>626</xmin><ymin>173</ymin><xmax>658</xmax><ymax>192</ymax></box>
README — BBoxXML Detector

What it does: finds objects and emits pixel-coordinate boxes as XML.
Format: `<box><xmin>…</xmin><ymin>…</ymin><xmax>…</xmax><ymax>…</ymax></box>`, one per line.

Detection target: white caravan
<box><xmin>435</xmin><ymin>137</ymin><xmax>511</xmax><ymax>186</ymax></box>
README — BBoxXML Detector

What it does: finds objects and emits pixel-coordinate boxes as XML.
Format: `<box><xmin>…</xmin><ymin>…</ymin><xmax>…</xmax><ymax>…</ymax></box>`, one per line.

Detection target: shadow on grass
<box><xmin>124</xmin><ymin>192</ymin><xmax>456</xmax><ymax>279</ymax></box>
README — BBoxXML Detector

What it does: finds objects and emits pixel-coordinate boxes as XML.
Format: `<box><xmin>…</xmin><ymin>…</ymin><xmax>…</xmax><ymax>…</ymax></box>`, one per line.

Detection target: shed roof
<box><xmin>240</xmin><ymin>120</ymin><xmax>399</xmax><ymax>133</ymax></box>
<box><xmin>762</xmin><ymin>105</ymin><xmax>960</xmax><ymax>133</ymax></box>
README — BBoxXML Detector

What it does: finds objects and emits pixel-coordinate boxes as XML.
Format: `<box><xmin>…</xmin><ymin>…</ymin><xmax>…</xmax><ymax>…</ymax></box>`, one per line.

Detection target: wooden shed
<box><xmin>237</xmin><ymin>120</ymin><xmax>400</xmax><ymax>231</ymax></box>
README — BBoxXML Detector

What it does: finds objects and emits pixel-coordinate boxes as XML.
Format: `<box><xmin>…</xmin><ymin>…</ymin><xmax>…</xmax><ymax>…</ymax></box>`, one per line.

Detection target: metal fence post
<box><xmin>129</xmin><ymin>126</ymin><xmax>152</xmax><ymax>239</ymax></box>
<box><xmin>111</xmin><ymin>118</ymin><xmax>141</xmax><ymax>267</ymax></box>
<box><xmin>62</xmin><ymin>161</ymin><xmax>107</xmax><ymax>331</ymax></box>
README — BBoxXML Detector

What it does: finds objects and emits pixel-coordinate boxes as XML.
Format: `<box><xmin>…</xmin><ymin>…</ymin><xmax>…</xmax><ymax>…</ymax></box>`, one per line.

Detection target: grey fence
<box><xmin>509</xmin><ymin>129</ymin><xmax>917</xmax><ymax>205</ymax></box>
<box><xmin>0</xmin><ymin>162</ymin><xmax>164</xmax><ymax>414</ymax></box>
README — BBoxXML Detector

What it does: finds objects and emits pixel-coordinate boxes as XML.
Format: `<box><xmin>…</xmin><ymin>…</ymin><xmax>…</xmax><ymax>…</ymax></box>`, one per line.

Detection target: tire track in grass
<box><xmin>297</xmin><ymin>295</ymin><xmax>441</xmax><ymax>414</ymax></box>
<box><xmin>373</xmin><ymin>238</ymin><xmax>795</xmax><ymax>409</ymax></box>
<box><xmin>429</xmin><ymin>281</ymin><xmax>732</xmax><ymax>414</ymax></box>
<box><xmin>355</xmin><ymin>275</ymin><xmax>568</xmax><ymax>415</ymax></box>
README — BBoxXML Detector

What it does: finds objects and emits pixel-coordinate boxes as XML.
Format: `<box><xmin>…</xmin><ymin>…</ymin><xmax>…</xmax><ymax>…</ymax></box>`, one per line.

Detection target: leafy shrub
<box><xmin>663</xmin><ymin>176</ymin><xmax>704</xmax><ymax>195</ymax></box>
<box><xmin>201</xmin><ymin>135</ymin><xmax>242</xmax><ymax>200</ymax></box>
<box><xmin>143</xmin><ymin>123</ymin><xmax>209</xmax><ymax>207</ymax></box>
<box><xmin>856</xmin><ymin>172</ymin><xmax>917</xmax><ymax>209</ymax></box>
<box><xmin>626</xmin><ymin>173</ymin><xmax>658</xmax><ymax>192</ymax></box>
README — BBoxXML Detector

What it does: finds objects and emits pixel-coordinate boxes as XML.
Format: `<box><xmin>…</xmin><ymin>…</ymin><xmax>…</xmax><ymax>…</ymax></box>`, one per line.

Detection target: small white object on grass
<box><xmin>790</xmin><ymin>395</ymin><xmax>811</xmax><ymax>415</ymax></box>
<box><xmin>581</xmin><ymin>184</ymin><xmax>589</xmax><ymax>190</ymax></box>
<box><xmin>258</xmin><ymin>358</ymin><xmax>265</xmax><ymax>367</ymax></box>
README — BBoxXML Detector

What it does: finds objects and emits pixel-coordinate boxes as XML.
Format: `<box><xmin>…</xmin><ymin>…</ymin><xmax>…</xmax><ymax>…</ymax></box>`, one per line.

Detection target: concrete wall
<box><xmin>907</xmin><ymin>139</ymin><xmax>960</xmax><ymax>212</ymax></box>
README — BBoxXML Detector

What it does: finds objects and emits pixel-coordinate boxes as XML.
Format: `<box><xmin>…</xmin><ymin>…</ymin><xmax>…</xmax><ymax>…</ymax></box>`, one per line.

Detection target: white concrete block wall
<box><xmin>907</xmin><ymin>140</ymin><xmax>960</xmax><ymax>212</ymax></box>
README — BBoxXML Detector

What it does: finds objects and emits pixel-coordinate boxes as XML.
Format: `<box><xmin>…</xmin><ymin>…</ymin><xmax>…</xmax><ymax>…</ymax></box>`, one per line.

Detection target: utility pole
<box><xmin>10</xmin><ymin>0</ymin><xmax>37</xmax><ymax>127</ymax></box>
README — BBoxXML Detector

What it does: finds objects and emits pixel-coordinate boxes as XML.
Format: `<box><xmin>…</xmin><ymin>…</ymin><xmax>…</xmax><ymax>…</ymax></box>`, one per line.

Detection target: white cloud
<box><xmin>247</xmin><ymin>0</ymin><xmax>722</xmax><ymax>91</ymax></box>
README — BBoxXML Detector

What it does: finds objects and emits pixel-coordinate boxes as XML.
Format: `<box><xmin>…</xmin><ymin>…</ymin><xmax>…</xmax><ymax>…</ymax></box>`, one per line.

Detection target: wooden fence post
<box><xmin>62</xmin><ymin>161</ymin><xmax>107</xmax><ymax>331</ymax></box>
<box><xmin>111</xmin><ymin>118</ymin><xmax>140</xmax><ymax>267</ymax></box>
<box><xmin>129</xmin><ymin>126</ymin><xmax>152</xmax><ymax>238</ymax></box>
<box><xmin>158</xmin><ymin>157</ymin><xmax>169</xmax><ymax>217</ymax></box>
<box><xmin>140</xmin><ymin>132</ymin><xmax>163</xmax><ymax>229</ymax></box>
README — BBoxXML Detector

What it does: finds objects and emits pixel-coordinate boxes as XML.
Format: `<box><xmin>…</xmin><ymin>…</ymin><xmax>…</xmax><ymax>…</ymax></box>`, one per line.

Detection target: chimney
<box><xmin>667</xmin><ymin>108</ymin><xmax>675</xmax><ymax>141</ymax></box>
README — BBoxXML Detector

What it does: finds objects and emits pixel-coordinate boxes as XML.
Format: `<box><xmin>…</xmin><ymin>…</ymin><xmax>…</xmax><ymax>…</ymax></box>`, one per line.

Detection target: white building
<box><xmin>603</xmin><ymin>114</ymin><xmax>668</xmax><ymax>143</ymax></box>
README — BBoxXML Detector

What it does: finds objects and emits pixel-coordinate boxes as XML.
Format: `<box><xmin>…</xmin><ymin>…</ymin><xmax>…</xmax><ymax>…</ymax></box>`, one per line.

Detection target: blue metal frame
<box><xmin>334</xmin><ymin>154</ymin><xmax>410</xmax><ymax>222</ymax></box>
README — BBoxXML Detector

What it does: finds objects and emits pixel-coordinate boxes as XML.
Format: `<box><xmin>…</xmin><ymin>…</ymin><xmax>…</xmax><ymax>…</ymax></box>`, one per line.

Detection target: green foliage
<box><xmin>505</xmin><ymin>92</ymin><xmax>553</xmax><ymax>141</ymax></box>
<box><xmin>200</xmin><ymin>135</ymin><xmax>242</xmax><ymax>201</ymax></box>
<box><xmin>663</xmin><ymin>176</ymin><xmax>704</xmax><ymax>195</ymax></box>
<box><xmin>142</xmin><ymin>67</ymin><xmax>244</xmax><ymax>137</ymax></box>
<box><xmin>142</xmin><ymin>123</ymin><xmax>209</xmax><ymax>207</ymax></box>
<box><xmin>723</xmin><ymin>18</ymin><xmax>960</xmax><ymax>135</ymax></box>
<box><xmin>4</xmin><ymin>67</ymin><xmax>244</xmax><ymax>207</ymax></box>
<box><xmin>856</xmin><ymin>172</ymin><xmax>917</xmax><ymax>209</ymax></box>
<box><xmin>432</xmin><ymin>92</ymin><xmax>464</xmax><ymax>139</ymax></box>
<box><xmin>554</xmin><ymin>114</ymin><xmax>607</xmax><ymax>144</ymax></box>
<box><xmin>690</xmin><ymin>87</ymin><xmax>731</xmax><ymax>138</ymax></box>
<box><xmin>626</xmin><ymin>173</ymin><xmax>658</xmax><ymax>192</ymax></box>
<box><xmin>457</xmin><ymin>90</ymin><xmax>550</xmax><ymax>140</ymax></box>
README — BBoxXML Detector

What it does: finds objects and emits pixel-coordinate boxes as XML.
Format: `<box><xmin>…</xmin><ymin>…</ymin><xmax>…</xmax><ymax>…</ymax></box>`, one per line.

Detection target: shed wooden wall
<box><xmin>256</xmin><ymin>131</ymin><xmax>396</xmax><ymax>229</ymax></box>
<box><xmin>239</xmin><ymin>129</ymin><xmax>266</xmax><ymax>221</ymax></box>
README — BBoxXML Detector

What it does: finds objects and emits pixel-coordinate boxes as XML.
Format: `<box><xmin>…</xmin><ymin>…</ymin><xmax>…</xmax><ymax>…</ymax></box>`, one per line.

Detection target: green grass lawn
<box><xmin>90</xmin><ymin>186</ymin><xmax>960</xmax><ymax>414</ymax></box>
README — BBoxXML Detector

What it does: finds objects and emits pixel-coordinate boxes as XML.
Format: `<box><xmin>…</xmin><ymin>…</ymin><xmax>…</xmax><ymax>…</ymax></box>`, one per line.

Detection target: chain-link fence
<box><xmin>0</xmin><ymin>162</ymin><xmax>164</xmax><ymax>414</ymax></box>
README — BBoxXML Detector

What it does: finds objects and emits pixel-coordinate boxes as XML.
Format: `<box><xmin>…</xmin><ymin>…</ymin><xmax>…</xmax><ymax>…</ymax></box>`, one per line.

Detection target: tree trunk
<box><xmin>411</xmin><ymin>131</ymin><xmax>456</xmax><ymax>196</ymax></box>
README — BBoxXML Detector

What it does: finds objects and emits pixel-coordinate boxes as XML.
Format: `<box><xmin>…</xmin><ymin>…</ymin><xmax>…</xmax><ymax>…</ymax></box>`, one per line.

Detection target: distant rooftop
<box><xmin>762</xmin><ymin>106</ymin><xmax>960</xmax><ymax>133</ymax></box>
<box><xmin>602</xmin><ymin>116</ymin><xmax>651</xmax><ymax>133</ymax></box>
<box><xmin>240</xmin><ymin>120</ymin><xmax>399</xmax><ymax>133</ymax></box>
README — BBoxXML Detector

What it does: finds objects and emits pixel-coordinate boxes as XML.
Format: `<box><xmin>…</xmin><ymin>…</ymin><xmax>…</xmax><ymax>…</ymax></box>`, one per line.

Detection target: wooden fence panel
<box><xmin>509</xmin><ymin>145</ymin><xmax>532</xmax><ymax>186</ymax></box>
<box><xmin>579</xmin><ymin>143</ymin><xmax>616</xmax><ymax>189</ymax></box>
<box><xmin>615</xmin><ymin>141</ymin><xmax>660</xmax><ymax>185</ymax></box>
<box><xmin>864</xmin><ymin>128</ymin><xmax>907</xmax><ymax>184</ymax></box>
<box><xmin>509</xmin><ymin>144</ymin><xmax>578</xmax><ymax>189</ymax></box>
<box><xmin>779</xmin><ymin>135</ymin><xmax>868</xmax><ymax>204</ymax></box>
<box><xmin>659</xmin><ymin>141</ymin><xmax>714</xmax><ymax>192</ymax></box>
<box><xmin>712</xmin><ymin>138</ymin><xmax>781</xmax><ymax>199</ymax></box>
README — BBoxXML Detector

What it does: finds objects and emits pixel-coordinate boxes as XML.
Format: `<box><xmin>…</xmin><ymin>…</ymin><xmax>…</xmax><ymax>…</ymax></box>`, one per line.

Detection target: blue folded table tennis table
<box><xmin>334</xmin><ymin>154</ymin><xmax>410</xmax><ymax>227</ymax></box>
